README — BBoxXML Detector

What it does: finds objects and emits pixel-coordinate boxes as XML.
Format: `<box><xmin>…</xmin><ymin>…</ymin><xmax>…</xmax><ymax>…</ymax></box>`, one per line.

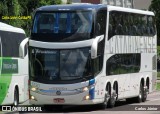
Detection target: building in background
<box><xmin>63</xmin><ymin>0</ymin><xmax>133</xmax><ymax>8</ymax></box>
<box><xmin>101</xmin><ymin>0</ymin><xmax>133</xmax><ymax>8</ymax></box>
<box><xmin>62</xmin><ymin>0</ymin><xmax>152</xmax><ymax>9</ymax></box>
<box><xmin>134</xmin><ymin>0</ymin><xmax>151</xmax><ymax>10</ymax></box>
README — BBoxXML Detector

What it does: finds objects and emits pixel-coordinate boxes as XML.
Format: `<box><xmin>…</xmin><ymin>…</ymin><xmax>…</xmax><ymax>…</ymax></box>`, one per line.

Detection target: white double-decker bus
<box><xmin>29</xmin><ymin>4</ymin><xmax>157</xmax><ymax>109</ymax></box>
<box><xmin>0</xmin><ymin>22</ymin><xmax>28</xmax><ymax>106</ymax></box>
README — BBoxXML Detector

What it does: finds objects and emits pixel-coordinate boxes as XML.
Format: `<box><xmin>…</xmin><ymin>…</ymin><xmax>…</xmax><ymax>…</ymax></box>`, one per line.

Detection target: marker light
<box><xmin>31</xmin><ymin>87</ymin><xmax>37</xmax><ymax>92</ymax></box>
<box><xmin>83</xmin><ymin>87</ymin><xmax>89</xmax><ymax>92</ymax></box>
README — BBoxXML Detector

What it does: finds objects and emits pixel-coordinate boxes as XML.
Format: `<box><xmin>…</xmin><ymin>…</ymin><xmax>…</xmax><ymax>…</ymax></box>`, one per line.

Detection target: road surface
<box><xmin>1</xmin><ymin>91</ymin><xmax>160</xmax><ymax>114</ymax></box>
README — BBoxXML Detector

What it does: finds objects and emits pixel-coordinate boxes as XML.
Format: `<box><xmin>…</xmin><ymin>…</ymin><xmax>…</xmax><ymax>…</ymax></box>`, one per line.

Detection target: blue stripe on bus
<box><xmin>89</xmin><ymin>79</ymin><xmax>95</xmax><ymax>85</ymax></box>
<box><xmin>89</xmin><ymin>79</ymin><xmax>95</xmax><ymax>100</ymax></box>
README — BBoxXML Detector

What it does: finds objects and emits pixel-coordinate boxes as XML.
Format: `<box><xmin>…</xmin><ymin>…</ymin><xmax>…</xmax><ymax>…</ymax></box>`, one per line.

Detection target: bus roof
<box><xmin>35</xmin><ymin>4</ymin><xmax>154</xmax><ymax>16</ymax></box>
<box><xmin>36</xmin><ymin>4</ymin><xmax>106</xmax><ymax>11</ymax></box>
<box><xmin>0</xmin><ymin>22</ymin><xmax>25</xmax><ymax>34</ymax></box>
<box><xmin>107</xmin><ymin>5</ymin><xmax>154</xmax><ymax>16</ymax></box>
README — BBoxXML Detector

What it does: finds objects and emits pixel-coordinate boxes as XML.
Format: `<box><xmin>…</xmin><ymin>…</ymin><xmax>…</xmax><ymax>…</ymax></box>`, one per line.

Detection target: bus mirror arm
<box><xmin>19</xmin><ymin>37</ymin><xmax>29</xmax><ymax>58</ymax></box>
<box><xmin>91</xmin><ymin>35</ymin><xmax>104</xmax><ymax>59</ymax></box>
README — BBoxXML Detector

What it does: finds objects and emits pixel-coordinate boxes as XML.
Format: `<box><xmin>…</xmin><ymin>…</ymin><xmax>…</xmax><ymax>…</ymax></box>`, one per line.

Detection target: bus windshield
<box><xmin>29</xmin><ymin>47</ymin><xmax>92</xmax><ymax>84</ymax></box>
<box><xmin>32</xmin><ymin>11</ymin><xmax>93</xmax><ymax>42</ymax></box>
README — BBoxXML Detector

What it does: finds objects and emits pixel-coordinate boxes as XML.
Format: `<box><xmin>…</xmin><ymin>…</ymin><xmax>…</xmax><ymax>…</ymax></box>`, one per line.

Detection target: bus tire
<box><xmin>107</xmin><ymin>83</ymin><xmax>117</xmax><ymax>108</ymax></box>
<box><xmin>107</xmin><ymin>90</ymin><xmax>116</xmax><ymax>108</ymax></box>
<box><xmin>100</xmin><ymin>92</ymin><xmax>109</xmax><ymax>109</ymax></box>
<box><xmin>13</xmin><ymin>88</ymin><xmax>19</xmax><ymax>106</ymax></box>
<box><xmin>142</xmin><ymin>86</ymin><xmax>147</xmax><ymax>102</ymax></box>
<box><xmin>100</xmin><ymin>84</ymin><xmax>110</xmax><ymax>109</ymax></box>
<box><xmin>135</xmin><ymin>83</ymin><xmax>143</xmax><ymax>103</ymax></box>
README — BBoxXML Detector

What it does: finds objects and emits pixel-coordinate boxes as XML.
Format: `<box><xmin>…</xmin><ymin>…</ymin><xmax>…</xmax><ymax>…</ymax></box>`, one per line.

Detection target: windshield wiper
<box><xmin>82</xmin><ymin>74</ymin><xmax>92</xmax><ymax>81</ymax></box>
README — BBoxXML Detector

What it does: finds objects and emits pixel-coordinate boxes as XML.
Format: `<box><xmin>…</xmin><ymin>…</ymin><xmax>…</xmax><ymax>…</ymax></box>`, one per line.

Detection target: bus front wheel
<box><xmin>100</xmin><ymin>92</ymin><xmax>109</xmax><ymax>109</ymax></box>
<box><xmin>100</xmin><ymin>84</ymin><xmax>110</xmax><ymax>109</ymax></box>
<box><xmin>107</xmin><ymin>91</ymin><xmax>116</xmax><ymax>108</ymax></box>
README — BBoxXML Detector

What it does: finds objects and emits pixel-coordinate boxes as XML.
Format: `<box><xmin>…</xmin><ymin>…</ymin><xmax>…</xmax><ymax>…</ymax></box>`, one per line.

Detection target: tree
<box><xmin>149</xmin><ymin>0</ymin><xmax>160</xmax><ymax>45</ymax></box>
<box><xmin>0</xmin><ymin>0</ymin><xmax>24</xmax><ymax>28</ymax></box>
<box><xmin>0</xmin><ymin>0</ymin><xmax>9</xmax><ymax>22</ymax></box>
<box><xmin>67</xmin><ymin>0</ymin><xmax>72</xmax><ymax>4</ymax></box>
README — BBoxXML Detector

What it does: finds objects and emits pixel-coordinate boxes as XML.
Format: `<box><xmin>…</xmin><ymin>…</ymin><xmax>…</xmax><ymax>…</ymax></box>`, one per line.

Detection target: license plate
<box><xmin>54</xmin><ymin>98</ymin><xmax>65</xmax><ymax>103</ymax></box>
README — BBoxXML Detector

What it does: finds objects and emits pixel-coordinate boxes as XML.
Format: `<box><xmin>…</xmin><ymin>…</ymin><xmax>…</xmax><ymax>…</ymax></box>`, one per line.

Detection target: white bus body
<box><xmin>0</xmin><ymin>22</ymin><xmax>28</xmax><ymax>105</ymax></box>
<box><xmin>29</xmin><ymin>4</ymin><xmax>157</xmax><ymax>108</ymax></box>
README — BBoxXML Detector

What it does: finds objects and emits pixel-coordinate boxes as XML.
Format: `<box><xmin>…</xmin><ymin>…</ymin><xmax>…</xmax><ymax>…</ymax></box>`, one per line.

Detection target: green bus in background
<box><xmin>0</xmin><ymin>22</ymin><xmax>28</xmax><ymax>106</ymax></box>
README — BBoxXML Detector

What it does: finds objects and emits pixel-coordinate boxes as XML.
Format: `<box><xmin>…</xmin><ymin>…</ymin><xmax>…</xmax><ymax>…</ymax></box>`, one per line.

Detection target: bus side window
<box><xmin>141</xmin><ymin>15</ymin><xmax>147</xmax><ymax>36</ymax></box>
<box><xmin>152</xmin><ymin>16</ymin><xmax>157</xmax><ymax>35</ymax></box>
<box><xmin>108</xmin><ymin>12</ymin><xmax>114</xmax><ymax>39</ymax></box>
<box><xmin>136</xmin><ymin>14</ymin><xmax>142</xmax><ymax>36</ymax></box>
<box><xmin>132</xmin><ymin>14</ymin><xmax>138</xmax><ymax>36</ymax></box>
<box><xmin>122</xmin><ymin>13</ymin><xmax>128</xmax><ymax>35</ymax></box>
<box><xmin>115</xmin><ymin>13</ymin><xmax>123</xmax><ymax>35</ymax></box>
<box><xmin>106</xmin><ymin>54</ymin><xmax>141</xmax><ymax>76</ymax></box>
<box><xmin>95</xmin><ymin>10</ymin><xmax>107</xmax><ymax>36</ymax></box>
<box><xmin>147</xmin><ymin>16</ymin><xmax>156</xmax><ymax>36</ymax></box>
<box><xmin>128</xmin><ymin>13</ymin><xmax>133</xmax><ymax>35</ymax></box>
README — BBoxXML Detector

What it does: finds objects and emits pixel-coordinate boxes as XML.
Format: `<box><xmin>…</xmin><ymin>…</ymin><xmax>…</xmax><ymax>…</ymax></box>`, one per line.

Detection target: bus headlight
<box><xmin>83</xmin><ymin>87</ymin><xmax>89</xmax><ymax>91</ymax></box>
<box><xmin>77</xmin><ymin>85</ymin><xmax>95</xmax><ymax>92</ymax></box>
<box><xmin>84</xmin><ymin>95</ymin><xmax>90</xmax><ymax>100</ymax></box>
<box><xmin>30</xmin><ymin>95</ymin><xmax>37</xmax><ymax>101</ymax></box>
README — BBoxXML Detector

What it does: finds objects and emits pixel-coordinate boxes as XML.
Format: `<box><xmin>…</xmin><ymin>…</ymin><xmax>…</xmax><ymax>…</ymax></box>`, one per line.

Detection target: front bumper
<box><xmin>29</xmin><ymin>91</ymin><xmax>103</xmax><ymax>105</ymax></box>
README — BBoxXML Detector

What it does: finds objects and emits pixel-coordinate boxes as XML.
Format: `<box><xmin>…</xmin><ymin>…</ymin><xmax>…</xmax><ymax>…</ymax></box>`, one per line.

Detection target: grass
<box><xmin>157</xmin><ymin>83</ymin><xmax>160</xmax><ymax>91</ymax></box>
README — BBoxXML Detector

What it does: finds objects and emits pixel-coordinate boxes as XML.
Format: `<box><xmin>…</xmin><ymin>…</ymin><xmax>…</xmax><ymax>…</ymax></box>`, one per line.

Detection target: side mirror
<box><xmin>91</xmin><ymin>35</ymin><xmax>104</xmax><ymax>59</ymax></box>
<box><xmin>19</xmin><ymin>38</ymin><xmax>29</xmax><ymax>58</ymax></box>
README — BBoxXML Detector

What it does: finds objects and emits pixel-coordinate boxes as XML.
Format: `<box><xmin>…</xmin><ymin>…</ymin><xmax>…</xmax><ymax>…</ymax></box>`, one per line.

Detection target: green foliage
<box><xmin>157</xmin><ymin>82</ymin><xmax>160</xmax><ymax>91</ymax></box>
<box><xmin>149</xmin><ymin>0</ymin><xmax>160</xmax><ymax>45</ymax></box>
<box><xmin>0</xmin><ymin>0</ymin><xmax>62</xmax><ymax>36</ymax></box>
<box><xmin>158</xmin><ymin>46</ymin><xmax>160</xmax><ymax>56</ymax></box>
<box><xmin>51</xmin><ymin>0</ymin><xmax>62</xmax><ymax>4</ymax></box>
<box><xmin>67</xmin><ymin>0</ymin><xmax>72</xmax><ymax>4</ymax></box>
<box><xmin>38</xmin><ymin>0</ymin><xmax>62</xmax><ymax>6</ymax></box>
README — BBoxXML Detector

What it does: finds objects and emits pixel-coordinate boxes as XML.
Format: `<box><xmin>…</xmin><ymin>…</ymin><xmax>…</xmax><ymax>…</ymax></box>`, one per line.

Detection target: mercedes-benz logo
<box><xmin>56</xmin><ymin>91</ymin><xmax>61</xmax><ymax>95</ymax></box>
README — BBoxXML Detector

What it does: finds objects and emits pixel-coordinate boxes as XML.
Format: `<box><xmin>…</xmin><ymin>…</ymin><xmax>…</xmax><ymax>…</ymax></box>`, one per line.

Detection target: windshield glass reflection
<box><xmin>33</xmin><ymin>11</ymin><xmax>92</xmax><ymax>34</ymax></box>
<box><xmin>29</xmin><ymin>47</ymin><xmax>92</xmax><ymax>83</ymax></box>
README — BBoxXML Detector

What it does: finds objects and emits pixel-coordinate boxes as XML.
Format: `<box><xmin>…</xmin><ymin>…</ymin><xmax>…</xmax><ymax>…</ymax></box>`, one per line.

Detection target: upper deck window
<box><xmin>32</xmin><ymin>11</ymin><xmax>93</xmax><ymax>34</ymax></box>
